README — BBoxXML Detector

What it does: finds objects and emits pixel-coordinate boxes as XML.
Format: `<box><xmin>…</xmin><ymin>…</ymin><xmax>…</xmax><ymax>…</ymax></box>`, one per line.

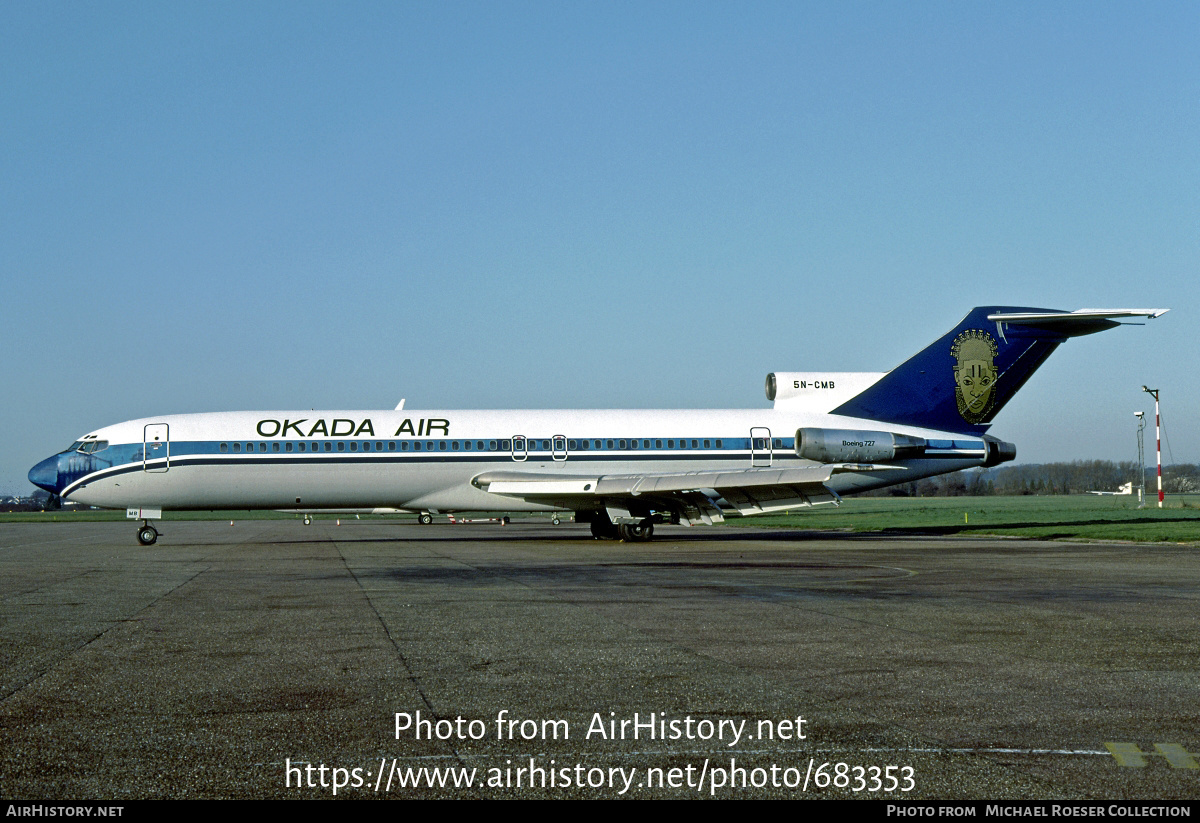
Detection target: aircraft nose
<box><xmin>28</xmin><ymin>455</ymin><xmax>61</xmax><ymax>495</ymax></box>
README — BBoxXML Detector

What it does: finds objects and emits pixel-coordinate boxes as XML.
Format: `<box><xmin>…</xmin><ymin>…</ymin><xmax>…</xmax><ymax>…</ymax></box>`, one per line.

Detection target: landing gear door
<box><xmin>144</xmin><ymin>424</ymin><xmax>169</xmax><ymax>473</ymax></box>
<box><xmin>750</xmin><ymin>427</ymin><xmax>772</xmax><ymax>467</ymax></box>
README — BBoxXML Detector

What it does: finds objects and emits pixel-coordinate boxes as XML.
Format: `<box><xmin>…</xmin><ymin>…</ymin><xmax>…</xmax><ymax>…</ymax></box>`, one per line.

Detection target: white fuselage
<box><xmin>56</xmin><ymin>407</ymin><xmax>990</xmax><ymax>513</ymax></box>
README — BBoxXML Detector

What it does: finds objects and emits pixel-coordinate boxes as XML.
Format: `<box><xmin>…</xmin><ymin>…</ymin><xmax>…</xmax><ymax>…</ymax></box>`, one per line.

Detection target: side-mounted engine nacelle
<box><xmin>795</xmin><ymin>428</ymin><xmax>927</xmax><ymax>463</ymax></box>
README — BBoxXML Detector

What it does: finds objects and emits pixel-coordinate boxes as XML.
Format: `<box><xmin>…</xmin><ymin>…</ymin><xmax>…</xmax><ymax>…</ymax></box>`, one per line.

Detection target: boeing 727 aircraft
<box><xmin>29</xmin><ymin>306</ymin><xmax>1166</xmax><ymax>544</ymax></box>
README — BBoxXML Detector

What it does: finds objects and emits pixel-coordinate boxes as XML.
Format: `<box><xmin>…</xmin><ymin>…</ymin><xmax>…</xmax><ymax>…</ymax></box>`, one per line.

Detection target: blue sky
<box><xmin>2</xmin><ymin>2</ymin><xmax>1197</xmax><ymax>495</ymax></box>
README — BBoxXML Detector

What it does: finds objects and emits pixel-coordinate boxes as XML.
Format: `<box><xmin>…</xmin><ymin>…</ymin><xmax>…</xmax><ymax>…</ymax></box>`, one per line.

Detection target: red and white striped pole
<box><xmin>1143</xmin><ymin>387</ymin><xmax>1162</xmax><ymax>508</ymax></box>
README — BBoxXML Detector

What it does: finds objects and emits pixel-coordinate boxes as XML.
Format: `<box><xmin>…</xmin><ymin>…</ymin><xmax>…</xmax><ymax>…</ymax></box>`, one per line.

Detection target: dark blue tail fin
<box><xmin>831</xmin><ymin>306</ymin><xmax>1155</xmax><ymax>434</ymax></box>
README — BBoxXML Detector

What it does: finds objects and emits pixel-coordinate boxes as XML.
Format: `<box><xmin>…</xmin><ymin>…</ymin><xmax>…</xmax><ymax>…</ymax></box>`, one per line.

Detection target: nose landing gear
<box><xmin>136</xmin><ymin>522</ymin><xmax>159</xmax><ymax>545</ymax></box>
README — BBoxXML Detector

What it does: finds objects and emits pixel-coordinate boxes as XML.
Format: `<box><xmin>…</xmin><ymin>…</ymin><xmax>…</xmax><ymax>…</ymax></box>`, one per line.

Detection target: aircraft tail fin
<box><xmin>831</xmin><ymin>307</ymin><xmax>1167</xmax><ymax>434</ymax></box>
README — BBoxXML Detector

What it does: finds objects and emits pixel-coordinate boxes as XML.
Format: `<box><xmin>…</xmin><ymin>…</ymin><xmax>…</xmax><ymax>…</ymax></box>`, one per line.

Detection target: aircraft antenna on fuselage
<box><xmin>395</xmin><ymin>399</ymin><xmax>406</xmax><ymax>410</ymax></box>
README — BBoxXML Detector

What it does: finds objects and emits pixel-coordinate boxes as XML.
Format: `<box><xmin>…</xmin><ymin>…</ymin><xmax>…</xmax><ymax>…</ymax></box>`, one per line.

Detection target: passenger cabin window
<box><xmin>220</xmin><ymin>443</ymin><xmax>228</xmax><ymax>453</ymax></box>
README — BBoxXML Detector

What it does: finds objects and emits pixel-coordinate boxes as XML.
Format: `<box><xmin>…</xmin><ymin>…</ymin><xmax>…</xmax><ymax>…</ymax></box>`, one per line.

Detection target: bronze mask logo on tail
<box><xmin>951</xmin><ymin>330</ymin><xmax>998</xmax><ymax>424</ymax></box>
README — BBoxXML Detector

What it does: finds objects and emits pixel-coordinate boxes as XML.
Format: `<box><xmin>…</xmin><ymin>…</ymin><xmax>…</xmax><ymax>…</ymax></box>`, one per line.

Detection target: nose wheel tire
<box><xmin>137</xmin><ymin>525</ymin><xmax>159</xmax><ymax>546</ymax></box>
<box><xmin>418</xmin><ymin>513</ymin><xmax>434</xmax><ymax>525</ymax></box>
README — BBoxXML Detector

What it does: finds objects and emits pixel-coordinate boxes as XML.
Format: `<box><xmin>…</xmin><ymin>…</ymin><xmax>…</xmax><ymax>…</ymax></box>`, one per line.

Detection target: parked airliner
<box><xmin>28</xmin><ymin>306</ymin><xmax>1166</xmax><ymax>544</ymax></box>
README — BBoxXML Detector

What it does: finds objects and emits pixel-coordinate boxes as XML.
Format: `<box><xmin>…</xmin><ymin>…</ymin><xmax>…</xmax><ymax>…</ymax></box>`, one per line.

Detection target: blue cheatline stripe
<box><xmin>112</xmin><ymin>436</ymin><xmax>801</xmax><ymax>461</ymax></box>
<box><xmin>59</xmin><ymin>435</ymin><xmax>988</xmax><ymax>497</ymax></box>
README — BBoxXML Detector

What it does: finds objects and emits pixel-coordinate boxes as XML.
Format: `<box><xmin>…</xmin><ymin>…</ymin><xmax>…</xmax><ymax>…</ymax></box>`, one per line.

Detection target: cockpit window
<box><xmin>79</xmin><ymin>440</ymin><xmax>110</xmax><ymax>454</ymax></box>
<box><xmin>63</xmin><ymin>441</ymin><xmax>84</xmax><ymax>453</ymax></box>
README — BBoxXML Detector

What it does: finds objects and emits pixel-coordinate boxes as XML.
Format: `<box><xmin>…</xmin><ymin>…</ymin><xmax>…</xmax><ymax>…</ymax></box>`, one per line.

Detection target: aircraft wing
<box><xmin>473</xmin><ymin>464</ymin><xmax>899</xmax><ymax>524</ymax></box>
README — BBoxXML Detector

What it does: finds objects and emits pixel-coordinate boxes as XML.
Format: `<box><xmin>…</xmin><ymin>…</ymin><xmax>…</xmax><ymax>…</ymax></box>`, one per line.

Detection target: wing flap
<box><xmin>720</xmin><ymin>484</ymin><xmax>841</xmax><ymax>516</ymax></box>
<box><xmin>478</xmin><ymin>465</ymin><xmax>837</xmax><ymax>496</ymax></box>
<box><xmin>473</xmin><ymin>464</ymin><xmax>900</xmax><ymax>519</ymax></box>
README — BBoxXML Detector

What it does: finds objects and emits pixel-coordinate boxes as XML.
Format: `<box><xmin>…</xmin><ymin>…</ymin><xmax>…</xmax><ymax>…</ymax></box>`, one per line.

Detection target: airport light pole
<box><xmin>1141</xmin><ymin>387</ymin><xmax>1162</xmax><ymax>508</ymax></box>
<box><xmin>1134</xmin><ymin>412</ymin><xmax>1146</xmax><ymax>509</ymax></box>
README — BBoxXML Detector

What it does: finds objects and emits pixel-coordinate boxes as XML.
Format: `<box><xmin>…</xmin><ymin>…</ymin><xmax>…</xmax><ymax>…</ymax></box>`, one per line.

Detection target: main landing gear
<box><xmin>589</xmin><ymin>515</ymin><xmax>654</xmax><ymax>542</ymax></box>
<box><xmin>618</xmin><ymin>521</ymin><xmax>653</xmax><ymax>542</ymax></box>
<box><xmin>137</xmin><ymin>522</ymin><xmax>159</xmax><ymax>546</ymax></box>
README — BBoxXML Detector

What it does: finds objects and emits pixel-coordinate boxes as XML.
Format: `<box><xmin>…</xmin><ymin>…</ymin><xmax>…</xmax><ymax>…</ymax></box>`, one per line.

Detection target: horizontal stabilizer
<box><xmin>988</xmin><ymin>308</ymin><xmax>1169</xmax><ymax>338</ymax></box>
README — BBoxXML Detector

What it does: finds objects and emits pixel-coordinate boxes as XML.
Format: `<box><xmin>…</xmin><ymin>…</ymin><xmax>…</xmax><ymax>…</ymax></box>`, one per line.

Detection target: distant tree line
<box><xmin>861</xmin><ymin>462</ymin><xmax>1200</xmax><ymax>497</ymax></box>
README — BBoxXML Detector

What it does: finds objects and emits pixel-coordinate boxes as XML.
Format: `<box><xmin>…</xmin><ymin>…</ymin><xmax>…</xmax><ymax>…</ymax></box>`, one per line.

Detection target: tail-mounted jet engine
<box><xmin>982</xmin><ymin>435</ymin><xmax>1016</xmax><ymax>467</ymax></box>
<box><xmin>794</xmin><ymin>428</ymin><xmax>927</xmax><ymax>463</ymax></box>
